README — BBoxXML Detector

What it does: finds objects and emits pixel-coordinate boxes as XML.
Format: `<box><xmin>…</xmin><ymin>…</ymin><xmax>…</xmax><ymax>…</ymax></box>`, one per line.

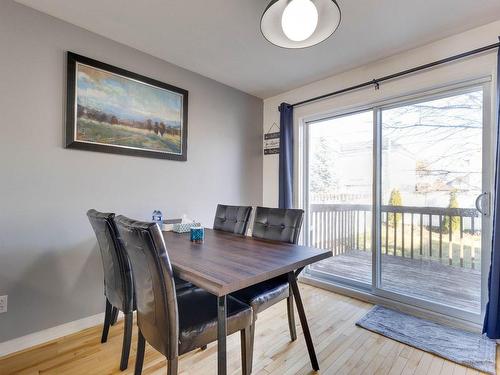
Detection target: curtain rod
<box><xmin>289</xmin><ymin>41</ymin><xmax>500</xmax><ymax>108</ymax></box>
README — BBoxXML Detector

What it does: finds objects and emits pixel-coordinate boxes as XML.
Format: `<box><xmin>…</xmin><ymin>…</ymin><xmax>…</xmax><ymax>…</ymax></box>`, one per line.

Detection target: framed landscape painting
<box><xmin>66</xmin><ymin>52</ymin><xmax>188</xmax><ymax>160</ymax></box>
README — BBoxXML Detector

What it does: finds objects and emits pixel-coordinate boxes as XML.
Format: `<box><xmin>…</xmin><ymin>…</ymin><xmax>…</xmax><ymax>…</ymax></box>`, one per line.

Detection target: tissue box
<box><xmin>173</xmin><ymin>222</ymin><xmax>201</xmax><ymax>233</ymax></box>
<box><xmin>161</xmin><ymin>218</ymin><xmax>182</xmax><ymax>232</ymax></box>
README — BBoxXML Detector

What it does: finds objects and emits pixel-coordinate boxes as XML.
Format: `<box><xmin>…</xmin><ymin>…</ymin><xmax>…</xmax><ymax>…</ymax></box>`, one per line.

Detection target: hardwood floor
<box><xmin>0</xmin><ymin>284</ymin><xmax>495</xmax><ymax>374</ymax></box>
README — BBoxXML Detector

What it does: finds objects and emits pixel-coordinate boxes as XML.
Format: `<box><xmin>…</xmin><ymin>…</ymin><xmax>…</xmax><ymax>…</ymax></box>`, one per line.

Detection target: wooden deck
<box><xmin>310</xmin><ymin>250</ymin><xmax>481</xmax><ymax>313</ymax></box>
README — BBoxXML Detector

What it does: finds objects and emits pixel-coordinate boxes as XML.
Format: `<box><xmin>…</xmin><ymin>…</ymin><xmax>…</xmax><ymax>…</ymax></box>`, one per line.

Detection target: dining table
<box><xmin>162</xmin><ymin>228</ymin><xmax>332</xmax><ymax>375</ymax></box>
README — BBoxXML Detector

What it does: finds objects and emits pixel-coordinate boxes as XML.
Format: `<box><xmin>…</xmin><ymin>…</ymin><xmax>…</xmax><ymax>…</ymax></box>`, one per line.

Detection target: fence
<box><xmin>309</xmin><ymin>203</ymin><xmax>481</xmax><ymax>268</ymax></box>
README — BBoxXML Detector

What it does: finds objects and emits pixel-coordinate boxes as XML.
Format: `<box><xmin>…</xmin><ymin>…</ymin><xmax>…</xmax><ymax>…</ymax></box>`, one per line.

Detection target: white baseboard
<box><xmin>0</xmin><ymin>311</ymin><xmax>124</xmax><ymax>357</ymax></box>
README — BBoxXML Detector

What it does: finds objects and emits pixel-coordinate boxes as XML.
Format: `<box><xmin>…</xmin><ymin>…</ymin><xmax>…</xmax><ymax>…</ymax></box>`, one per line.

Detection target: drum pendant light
<box><xmin>261</xmin><ymin>0</ymin><xmax>341</xmax><ymax>48</ymax></box>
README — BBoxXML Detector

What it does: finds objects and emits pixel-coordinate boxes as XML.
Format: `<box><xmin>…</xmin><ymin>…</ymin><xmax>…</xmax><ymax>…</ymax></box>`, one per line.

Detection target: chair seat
<box><xmin>176</xmin><ymin>287</ymin><xmax>252</xmax><ymax>355</ymax></box>
<box><xmin>174</xmin><ymin>275</ymin><xmax>193</xmax><ymax>291</ymax></box>
<box><xmin>231</xmin><ymin>274</ymin><xmax>289</xmax><ymax>316</ymax></box>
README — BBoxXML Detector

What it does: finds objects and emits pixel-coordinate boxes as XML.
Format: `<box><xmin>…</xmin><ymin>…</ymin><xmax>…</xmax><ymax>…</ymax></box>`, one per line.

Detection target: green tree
<box><xmin>387</xmin><ymin>189</ymin><xmax>402</xmax><ymax>226</ymax></box>
<box><xmin>443</xmin><ymin>191</ymin><xmax>460</xmax><ymax>234</ymax></box>
<box><xmin>310</xmin><ymin>137</ymin><xmax>336</xmax><ymax>196</ymax></box>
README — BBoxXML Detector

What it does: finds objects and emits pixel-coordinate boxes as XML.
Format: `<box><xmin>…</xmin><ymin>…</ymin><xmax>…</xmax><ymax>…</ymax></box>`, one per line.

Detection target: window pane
<box><xmin>380</xmin><ymin>89</ymin><xmax>483</xmax><ymax>313</ymax></box>
<box><xmin>307</xmin><ymin>111</ymin><xmax>373</xmax><ymax>285</ymax></box>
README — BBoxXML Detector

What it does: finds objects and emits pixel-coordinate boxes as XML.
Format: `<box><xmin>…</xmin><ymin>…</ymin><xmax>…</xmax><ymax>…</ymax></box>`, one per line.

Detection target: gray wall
<box><xmin>0</xmin><ymin>1</ymin><xmax>263</xmax><ymax>342</ymax></box>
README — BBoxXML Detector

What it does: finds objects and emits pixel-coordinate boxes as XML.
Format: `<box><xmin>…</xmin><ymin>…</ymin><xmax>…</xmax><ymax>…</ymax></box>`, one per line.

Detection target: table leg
<box><xmin>217</xmin><ymin>295</ymin><xmax>227</xmax><ymax>375</ymax></box>
<box><xmin>288</xmin><ymin>272</ymin><xmax>319</xmax><ymax>371</ymax></box>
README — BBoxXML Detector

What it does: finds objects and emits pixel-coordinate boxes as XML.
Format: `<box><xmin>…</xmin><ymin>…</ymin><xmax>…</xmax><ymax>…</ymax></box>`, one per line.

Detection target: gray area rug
<box><xmin>356</xmin><ymin>306</ymin><xmax>496</xmax><ymax>374</ymax></box>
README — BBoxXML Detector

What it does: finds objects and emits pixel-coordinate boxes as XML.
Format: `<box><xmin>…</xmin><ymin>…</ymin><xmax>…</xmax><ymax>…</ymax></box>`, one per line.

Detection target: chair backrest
<box><xmin>213</xmin><ymin>204</ymin><xmax>252</xmax><ymax>235</ymax></box>
<box><xmin>87</xmin><ymin>209</ymin><xmax>133</xmax><ymax>313</ymax></box>
<box><xmin>114</xmin><ymin>215</ymin><xmax>178</xmax><ymax>359</ymax></box>
<box><xmin>252</xmin><ymin>207</ymin><xmax>304</xmax><ymax>244</ymax></box>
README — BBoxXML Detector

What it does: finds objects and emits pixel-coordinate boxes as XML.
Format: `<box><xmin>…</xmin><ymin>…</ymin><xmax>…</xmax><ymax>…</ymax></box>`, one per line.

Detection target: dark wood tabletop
<box><xmin>162</xmin><ymin>228</ymin><xmax>332</xmax><ymax>296</ymax></box>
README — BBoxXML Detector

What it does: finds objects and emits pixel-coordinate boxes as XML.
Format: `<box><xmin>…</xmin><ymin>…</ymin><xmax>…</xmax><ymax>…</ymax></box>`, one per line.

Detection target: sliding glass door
<box><xmin>304</xmin><ymin>81</ymin><xmax>491</xmax><ymax>321</ymax></box>
<box><xmin>379</xmin><ymin>88</ymin><xmax>485</xmax><ymax>315</ymax></box>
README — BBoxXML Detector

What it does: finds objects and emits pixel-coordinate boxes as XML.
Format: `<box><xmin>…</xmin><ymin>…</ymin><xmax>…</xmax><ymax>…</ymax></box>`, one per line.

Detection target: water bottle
<box><xmin>152</xmin><ymin>210</ymin><xmax>163</xmax><ymax>225</ymax></box>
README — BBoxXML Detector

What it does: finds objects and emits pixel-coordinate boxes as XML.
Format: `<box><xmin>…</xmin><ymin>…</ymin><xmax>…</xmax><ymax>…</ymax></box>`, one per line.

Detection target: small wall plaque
<box><xmin>264</xmin><ymin>122</ymin><xmax>280</xmax><ymax>155</ymax></box>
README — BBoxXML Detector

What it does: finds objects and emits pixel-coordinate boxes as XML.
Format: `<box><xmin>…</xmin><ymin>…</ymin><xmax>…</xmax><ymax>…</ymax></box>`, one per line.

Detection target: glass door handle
<box><xmin>475</xmin><ymin>192</ymin><xmax>490</xmax><ymax>216</ymax></box>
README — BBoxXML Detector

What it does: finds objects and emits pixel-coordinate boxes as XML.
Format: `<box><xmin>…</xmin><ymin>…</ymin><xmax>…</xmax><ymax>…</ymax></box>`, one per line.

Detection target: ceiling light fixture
<box><xmin>261</xmin><ymin>0</ymin><xmax>341</xmax><ymax>49</ymax></box>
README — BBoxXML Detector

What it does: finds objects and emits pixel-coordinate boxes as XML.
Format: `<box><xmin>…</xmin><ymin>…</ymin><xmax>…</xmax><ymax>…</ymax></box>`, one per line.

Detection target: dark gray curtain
<box><xmin>279</xmin><ymin>103</ymin><xmax>293</xmax><ymax>209</ymax></box>
<box><xmin>483</xmin><ymin>37</ymin><xmax>500</xmax><ymax>339</ymax></box>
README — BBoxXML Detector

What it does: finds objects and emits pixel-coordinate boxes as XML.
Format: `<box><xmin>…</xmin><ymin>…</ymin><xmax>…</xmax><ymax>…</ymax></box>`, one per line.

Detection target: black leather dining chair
<box><xmin>114</xmin><ymin>215</ymin><xmax>254</xmax><ymax>375</ymax></box>
<box><xmin>231</xmin><ymin>206</ymin><xmax>304</xmax><ymax>373</ymax></box>
<box><xmin>213</xmin><ymin>204</ymin><xmax>253</xmax><ymax>235</ymax></box>
<box><xmin>87</xmin><ymin>209</ymin><xmax>134</xmax><ymax>371</ymax></box>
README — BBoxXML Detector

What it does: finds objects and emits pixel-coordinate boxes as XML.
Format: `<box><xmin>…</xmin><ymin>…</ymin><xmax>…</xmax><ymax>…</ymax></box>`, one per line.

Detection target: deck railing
<box><xmin>309</xmin><ymin>203</ymin><xmax>481</xmax><ymax>269</ymax></box>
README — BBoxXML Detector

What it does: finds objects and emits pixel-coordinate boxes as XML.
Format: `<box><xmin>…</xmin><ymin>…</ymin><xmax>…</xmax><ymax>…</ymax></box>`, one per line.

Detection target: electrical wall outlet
<box><xmin>0</xmin><ymin>295</ymin><xmax>7</xmax><ymax>313</ymax></box>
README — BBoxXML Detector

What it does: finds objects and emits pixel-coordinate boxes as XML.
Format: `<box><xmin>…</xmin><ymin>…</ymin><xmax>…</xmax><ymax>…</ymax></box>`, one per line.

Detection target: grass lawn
<box><xmin>77</xmin><ymin>118</ymin><xmax>181</xmax><ymax>153</ymax></box>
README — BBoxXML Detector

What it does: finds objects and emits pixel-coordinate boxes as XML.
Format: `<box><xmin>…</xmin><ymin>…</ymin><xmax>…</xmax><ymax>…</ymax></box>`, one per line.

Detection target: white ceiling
<box><xmin>16</xmin><ymin>0</ymin><xmax>500</xmax><ymax>98</ymax></box>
